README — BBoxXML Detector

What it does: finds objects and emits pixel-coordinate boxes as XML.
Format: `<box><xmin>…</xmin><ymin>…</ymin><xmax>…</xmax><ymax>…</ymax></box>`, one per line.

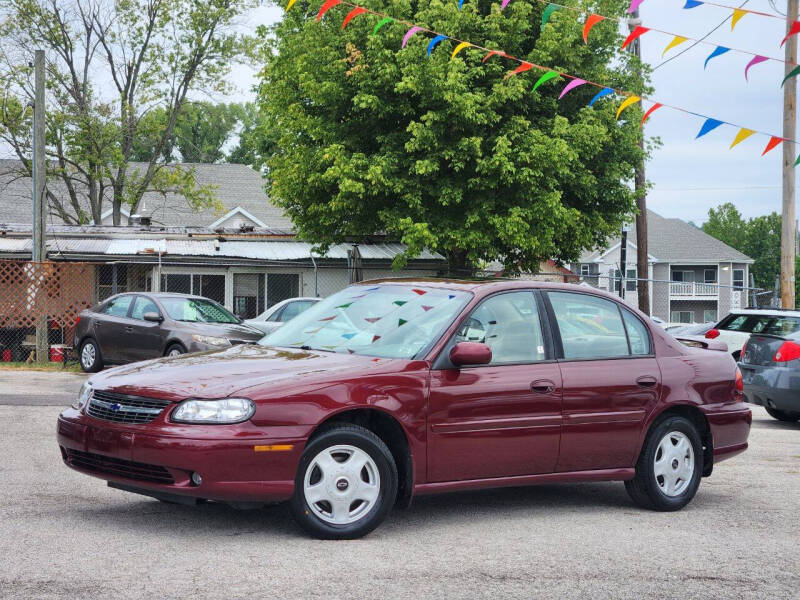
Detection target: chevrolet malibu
<box><xmin>58</xmin><ymin>280</ymin><xmax>752</xmax><ymax>539</ymax></box>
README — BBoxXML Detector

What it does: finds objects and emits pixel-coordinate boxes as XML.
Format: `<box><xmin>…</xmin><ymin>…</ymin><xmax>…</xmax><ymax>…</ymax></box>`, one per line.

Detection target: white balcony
<box><xmin>669</xmin><ymin>282</ymin><xmax>719</xmax><ymax>298</ymax></box>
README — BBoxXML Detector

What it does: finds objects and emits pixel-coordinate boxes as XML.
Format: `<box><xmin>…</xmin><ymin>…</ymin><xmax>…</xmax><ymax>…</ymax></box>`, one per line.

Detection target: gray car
<box><xmin>739</xmin><ymin>326</ymin><xmax>800</xmax><ymax>422</ymax></box>
<box><xmin>73</xmin><ymin>292</ymin><xmax>264</xmax><ymax>372</ymax></box>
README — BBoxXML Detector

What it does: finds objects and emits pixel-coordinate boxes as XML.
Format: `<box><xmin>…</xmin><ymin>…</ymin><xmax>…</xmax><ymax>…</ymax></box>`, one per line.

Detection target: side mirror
<box><xmin>450</xmin><ymin>342</ymin><xmax>492</xmax><ymax>367</ymax></box>
<box><xmin>143</xmin><ymin>312</ymin><xmax>163</xmax><ymax>323</ymax></box>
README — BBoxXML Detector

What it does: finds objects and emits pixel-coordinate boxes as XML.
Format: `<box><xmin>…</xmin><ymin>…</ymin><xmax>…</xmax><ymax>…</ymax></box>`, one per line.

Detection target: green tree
<box><xmin>254</xmin><ymin>0</ymin><xmax>648</xmax><ymax>272</ymax></box>
<box><xmin>702</xmin><ymin>203</ymin><xmax>747</xmax><ymax>251</ymax></box>
<box><xmin>0</xmin><ymin>0</ymin><xmax>256</xmax><ymax>225</ymax></box>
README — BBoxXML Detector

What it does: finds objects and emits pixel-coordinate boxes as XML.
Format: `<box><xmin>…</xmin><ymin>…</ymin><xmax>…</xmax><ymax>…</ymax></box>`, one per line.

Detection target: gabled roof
<box><xmin>580</xmin><ymin>210</ymin><xmax>752</xmax><ymax>264</ymax></box>
<box><xmin>0</xmin><ymin>159</ymin><xmax>294</xmax><ymax>231</ymax></box>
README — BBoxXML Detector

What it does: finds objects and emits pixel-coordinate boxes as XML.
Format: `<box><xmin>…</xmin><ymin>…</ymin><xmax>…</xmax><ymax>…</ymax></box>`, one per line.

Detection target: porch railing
<box><xmin>669</xmin><ymin>282</ymin><xmax>719</xmax><ymax>297</ymax></box>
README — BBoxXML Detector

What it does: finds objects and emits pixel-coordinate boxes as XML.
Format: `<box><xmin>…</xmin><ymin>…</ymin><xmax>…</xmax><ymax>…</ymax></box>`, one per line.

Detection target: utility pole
<box><xmin>782</xmin><ymin>0</ymin><xmax>798</xmax><ymax>309</ymax></box>
<box><xmin>32</xmin><ymin>49</ymin><xmax>48</xmax><ymax>362</ymax></box>
<box><xmin>628</xmin><ymin>9</ymin><xmax>650</xmax><ymax>315</ymax></box>
<box><xmin>619</xmin><ymin>227</ymin><xmax>628</xmax><ymax>299</ymax></box>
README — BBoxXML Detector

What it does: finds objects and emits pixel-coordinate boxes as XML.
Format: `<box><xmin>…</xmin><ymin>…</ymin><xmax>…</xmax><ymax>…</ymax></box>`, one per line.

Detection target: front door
<box><xmin>428</xmin><ymin>291</ymin><xmax>563</xmax><ymax>482</ymax></box>
<box><xmin>124</xmin><ymin>296</ymin><xmax>165</xmax><ymax>362</ymax></box>
<box><xmin>544</xmin><ymin>291</ymin><xmax>662</xmax><ymax>472</ymax></box>
<box><xmin>94</xmin><ymin>295</ymin><xmax>135</xmax><ymax>363</ymax></box>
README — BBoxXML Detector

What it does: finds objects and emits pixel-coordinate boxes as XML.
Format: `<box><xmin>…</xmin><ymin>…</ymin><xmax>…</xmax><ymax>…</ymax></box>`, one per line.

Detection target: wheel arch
<box><xmin>309</xmin><ymin>407</ymin><xmax>414</xmax><ymax>509</ymax></box>
<box><xmin>163</xmin><ymin>339</ymin><xmax>187</xmax><ymax>355</ymax></box>
<box><xmin>640</xmin><ymin>404</ymin><xmax>714</xmax><ymax>477</ymax></box>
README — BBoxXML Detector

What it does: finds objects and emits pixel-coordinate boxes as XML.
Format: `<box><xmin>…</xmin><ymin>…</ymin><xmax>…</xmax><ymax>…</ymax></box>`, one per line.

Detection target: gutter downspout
<box><xmin>310</xmin><ymin>253</ymin><xmax>319</xmax><ymax>297</ymax></box>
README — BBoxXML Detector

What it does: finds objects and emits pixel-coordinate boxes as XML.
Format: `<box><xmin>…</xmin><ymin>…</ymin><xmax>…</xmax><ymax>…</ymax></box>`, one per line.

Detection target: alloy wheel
<box><xmin>81</xmin><ymin>343</ymin><xmax>95</xmax><ymax>369</ymax></box>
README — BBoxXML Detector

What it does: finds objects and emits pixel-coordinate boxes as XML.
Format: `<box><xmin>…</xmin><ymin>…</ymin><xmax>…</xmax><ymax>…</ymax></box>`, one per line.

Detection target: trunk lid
<box><xmin>741</xmin><ymin>335</ymin><xmax>785</xmax><ymax>366</ymax></box>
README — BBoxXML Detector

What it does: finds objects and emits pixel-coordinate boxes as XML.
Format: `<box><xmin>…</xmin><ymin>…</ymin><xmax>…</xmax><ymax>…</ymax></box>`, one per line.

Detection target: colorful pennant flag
<box><xmin>730</xmin><ymin>128</ymin><xmax>755</xmax><ymax>149</ymax></box>
<box><xmin>662</xmin><ymin>35</ymin><xmax>688</xmax><ymax>57</ymax></box>
<box><xmin>451</xmin><ymin>42</ymin><xmax>471</xmax><ymax>60</ymax></box>
<box><xmin>541</xmin><ymin>3</ymin><xmax>562</xmax><ymax>27</ymax></box>
<box><xmin>341</xmin><ymin>332</ymin><xmax>357</xmax><ymax>339</ymax></box>
<box><xmin>532</xmin><ymin>70</ymin><xmax>560</xmax><ymax>92</ymax></box>
<box><xmin>316</xmin><ymin>0</ymin><xmax>340</xmax><ymax>22</ymax></box>
<box><xmin>372</xmin><ymin>335</ymin><xmax>382</xmax><ymax>343</ymax></box>
<box><xmin>616</xmin><ymin>95</ymin><xmax>641</xmax><ymax>119</ymax></box>
<box><xmin>501</xmin><ymin>0</ymin><xmax>512</xmax><ymax>8</ymax></box>
<box><xmin>781</xmin><ymin>21</ymin><xmax>800</xmax><ymax>48</ymax></box>
<box><xmin>412</xmin><ymin>289</ymin><xmax>427</xmax><ymax>295</ymax></box>
<box><xmin>421</xmin><ymin>305</ymin><xmax>434</xmax><ymax>311</ymax></box>
<box><xmin>427</xmin><ymin>35</ymin><xmax>448</xmax><ymax>57</ymax></box>
<box><xmin>641</xmin><ymin>103</ymin><xmax>663</xmax><ymax>125</ymax></box>
<box><xmin>696</xmin><ymin>118</ymin><xmax>723</xmax><ymax>138</ymax></box>
<box><xmin>731</xmin><ymin>9</ymin><xmax>747</xmax><ymax>31</ymax></box>
<box><xmin>622</xmin><ymin>26</ymin><xmax>649</xmax><ymax>50</ymax></box>
<box><xmin>795</xmin><ymin>154</ymin><xmax>800</xmax><ymax>166</ymax></box>
<box><xmin>336</xmin><ymin>302</ymin><xmax>353</xmax><ymax>309</ymax></box>
<box><xmin>589</xmin><ymin>87</ymin><xmax>614</xmax><ymax>107</ymax></box>
<box><xmin>459</xmin><ymin>0</ymin><xmax>467</xmax><ymax>8</ymax></box>
<box><xmin>402</xmin><ymin>26</ymin><xmax>424</xmax><ymax>48</ymax></box>
<box><xmin>482</xmin><ymin>50</ymin><xmax>505</xmax><ymax>63</ymax></box>
<box><xmin>398</xmin><ymin>319</ymin><xmax>408</xmax><ymax>326</ymax></box>
<box><xmin>342</xmin><ymin>6</ymin><xmax>367</xmax><ymax>29</ymax></box>
<box><xmin>286</xmin><ymin>0</ymin><xmax>297</xmax><ymax>10</ymax></box>
<box><xmin>364</xmin><ymin>317</ymin><xmax>381</xmax><ymax>323</ymax></box>
<box><xmin>373</xmin><ymin>16</ymin><xmax>393</xmax><ymax>36</ymax></box>
<box><xmin>319</xmin><ymin>315</ymin><xmax>337</xmax><ymax>321</ymax></box>
<box><xmin>505</xmin><ymin>62</ymin><xmax>533</xmax><ymax>79</ymax></box>
<box><xmin>762</xmin><ymin>136</ymin><xmax>784</xmax><ymax>155</ymax></box>
<box><xmin>704</xmin><ymin>46</ymin><xmax>730</xmax><ymax>69</ymax></box>
<box><xmin>628</xmin><ymin>0</ymin><xmax>644</xmax><ymax>14</ymax></box>
<box><xmin>745</xmin><ymin>55</ymin><xmax>769</xmax><ymax>81</ymax></box>
<box><xmin>583</xmin><ymin>14</ymin><xmax>604</xmax><ymax>43</ymax></box>
<box><xmin>393</xmin><ymin>300</ymin><xmax>407</xmax><ymax>306</ymax></box>
<box><xmin>683</xmin><ymin>0</ymin><xmax>703</xmax><ymax>8</ymax></box>
<box><xmin>559</xmin><ymin>78</ymin><xmax>586</xmax><ymax>99</ymax></box>
<box><xmin>782</xmin><ymin>65</ymin><xmax>800</xmax><ymax>86</ymax></box>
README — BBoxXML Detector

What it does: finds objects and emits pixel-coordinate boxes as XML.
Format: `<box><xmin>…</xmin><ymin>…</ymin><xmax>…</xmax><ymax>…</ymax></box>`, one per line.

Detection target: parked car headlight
<box><xmin>171</xmin><ymin>398</ymin><xmax>255</xmax><ymax>424</ymax></box>
<box><xmin>73</xmin><ymin>382</ymin><xmax>92</xmax><ymax>410</ymax></box>
<box><xmin>192</xmin><ymin>334</ymin><xmax>231</xmax><ymax>347</ymax></box>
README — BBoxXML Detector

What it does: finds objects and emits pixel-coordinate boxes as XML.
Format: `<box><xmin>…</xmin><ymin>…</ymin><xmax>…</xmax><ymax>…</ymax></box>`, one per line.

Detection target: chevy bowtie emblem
<box><xmin>109</xmin><ymin>403</ymin><xmax>121</xmax><ymax>412</ymax></box>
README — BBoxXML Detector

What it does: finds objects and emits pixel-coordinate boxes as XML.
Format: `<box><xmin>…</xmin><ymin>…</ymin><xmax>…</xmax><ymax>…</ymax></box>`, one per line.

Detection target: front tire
<box><xmin>164</xmin><ymin>343</ymin><xmax>186</xmax><ymax>357</ymax></box>
<box><xmin>765</xmin><ymin>407</ymin><xmax>800</xmax><ymax>422</ymax></box>
<box><xmin>625</xmin><ymin>416</ymin><xmax>702</xmax><ymax>511</ymax></box>
<box><xmin>290</xmin><ymin>424</ymin><xmax>397</xmax><ymax>540</ymax></box>
<box><xmin>79</xmin><ymin>338</ymin><xmax>103</xmax><ymax>373</ymax></box>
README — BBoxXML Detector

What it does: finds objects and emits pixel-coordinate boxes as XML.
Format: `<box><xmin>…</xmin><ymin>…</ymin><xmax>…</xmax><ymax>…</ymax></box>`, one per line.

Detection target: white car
<box><xmin>706</xmin><ymin>308</ymin><xmax>800</xmax><ymax>359</ymax></box>
<box><xmin>243</xmin><ymin>297</ymin><xmax>320</xmax><ymax>336</ymax></box>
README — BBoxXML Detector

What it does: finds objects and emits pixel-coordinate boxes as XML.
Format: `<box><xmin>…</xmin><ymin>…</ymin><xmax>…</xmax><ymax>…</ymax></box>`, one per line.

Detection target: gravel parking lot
<box><xmin>1</xmin><ymin>385</ymin><xmax>798</xmax><ymax>599</ymax></box>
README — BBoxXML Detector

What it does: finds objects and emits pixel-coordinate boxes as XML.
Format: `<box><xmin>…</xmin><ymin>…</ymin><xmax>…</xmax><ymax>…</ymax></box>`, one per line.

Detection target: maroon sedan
<box><xmin>58</xmin><ymin>280</ymin><xmax>751</xmax><ymax>539</ymax></box>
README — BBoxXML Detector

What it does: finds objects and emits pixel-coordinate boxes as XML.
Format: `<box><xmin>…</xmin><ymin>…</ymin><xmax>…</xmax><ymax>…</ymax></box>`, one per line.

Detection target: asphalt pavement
<box><xmin>0</xmin><ymin>372</ymin><xmax>798</xmax><ymax>599</ymax></box>
<box><xmin>0</xmin><ymin>369</ymin><xmax>86</xmax><ymax>405</ymax></box>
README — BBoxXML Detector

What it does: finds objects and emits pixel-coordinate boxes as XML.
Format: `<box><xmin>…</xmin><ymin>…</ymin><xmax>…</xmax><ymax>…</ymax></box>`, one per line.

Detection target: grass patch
<box><xmin>0</xmin><ymin>361</ymin><xmax>83</xmax><ymax>373</ymax></box>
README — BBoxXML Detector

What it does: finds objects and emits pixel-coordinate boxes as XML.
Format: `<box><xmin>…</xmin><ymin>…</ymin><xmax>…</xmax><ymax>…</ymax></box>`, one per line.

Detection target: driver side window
<box><xmin>453</xmin><ymin>292</ymin><xmax>546</xmax><ymax>365</ymax></box>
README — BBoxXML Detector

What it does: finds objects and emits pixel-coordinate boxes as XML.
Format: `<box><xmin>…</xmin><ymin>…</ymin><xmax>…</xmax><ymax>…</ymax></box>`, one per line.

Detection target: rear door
<box><xmin>93</xmin><ymin>295</ymin><xmax>135</xmax><ymax>363</ymax></box>
<box><xmin>544</xmin><ymin>291</ymin><xmax>662</xmax><ymax>472</ymax></box>
<box><xmin>124</xmin><ymin>296</ymin><xmax>165</xmax><ymax>362</ymax></box>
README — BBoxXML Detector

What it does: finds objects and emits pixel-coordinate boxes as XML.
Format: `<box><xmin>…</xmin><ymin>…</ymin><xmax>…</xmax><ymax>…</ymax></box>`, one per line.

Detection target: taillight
<box><xmin>740</xmin><ymin>339</ymin><xmax>747</xmax><ymax>360</ymax></box>
<box><xmin>733</xmin><ymin>367</ymin><xmax>743</xmax><ymax>401</ymax></box>
<box><xmin>74</xmin><ymin>316</ymin><xmax>81</xmax><ymax>326</ymax></box>
<box><xmin>705</xmin><ymin>329</ymin><xmax>720</xmax><ymax>339</ymax></box>
<box><xmin>773</xmin><ymin>341</ymin><xmax>800</xmax><ymax>362</ymax></box>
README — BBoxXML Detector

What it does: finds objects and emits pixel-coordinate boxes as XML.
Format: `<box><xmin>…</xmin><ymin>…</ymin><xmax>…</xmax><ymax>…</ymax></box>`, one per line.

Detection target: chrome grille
<box><xmin>86</xmin><ymin>390</ymin><xmax>171</xmax><ymax>425</ymax></box>
<box><xmin>63</xmin><ymin>448</ymin><xmax>174</xmax><ymax>484</ymax></box>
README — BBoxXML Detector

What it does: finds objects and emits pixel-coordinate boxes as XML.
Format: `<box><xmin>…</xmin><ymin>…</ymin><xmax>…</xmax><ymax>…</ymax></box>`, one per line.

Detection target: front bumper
<box><xmin>57</xmin><ymin>407</ymin><xmax>306</xmax><ymax>503</ymax></box>
<box><xmin>739</xmin><ymin>363</ymin><xmax>800</xmax><ymax>413</ymax></box>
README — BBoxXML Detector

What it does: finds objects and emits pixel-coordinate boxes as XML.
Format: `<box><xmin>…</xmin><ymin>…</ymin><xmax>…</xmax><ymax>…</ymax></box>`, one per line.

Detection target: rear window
<box><xmin>718</xmin><ymin>314</ymin><xmax>800</xmax><ymax>335</ymax></box>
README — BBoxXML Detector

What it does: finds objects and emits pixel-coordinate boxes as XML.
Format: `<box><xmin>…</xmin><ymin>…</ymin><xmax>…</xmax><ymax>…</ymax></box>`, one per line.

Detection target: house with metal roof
<box><xmin>571</xmin><ymin>210</ymin><xmax>754</xmax><ymax>324</ymax></box>
<box><xmin>0</xmin><ymin>161</ymin><xmax>446</xmax><ymax>319</ymax></box>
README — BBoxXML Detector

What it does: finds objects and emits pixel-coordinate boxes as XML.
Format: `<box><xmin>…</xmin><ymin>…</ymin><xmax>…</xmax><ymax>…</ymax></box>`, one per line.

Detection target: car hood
<box><xmin>87</xmin><ymin>344</ymin><xmax>398</xmax><ymax>401</ymax></box>
<box><xmin>174</xmin><ymin>320</ymin><xmax>263</xmax><ymax>340</ymax></box>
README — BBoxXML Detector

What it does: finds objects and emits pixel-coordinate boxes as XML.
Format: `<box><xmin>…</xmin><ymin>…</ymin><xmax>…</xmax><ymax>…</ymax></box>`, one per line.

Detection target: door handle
<box><xmin>124</xmin><ymin>326</ymin><xmax>133</xmax><ymax>333</ymax></box>
<box><xmin>636</xmin><ymin>376</ymin><xmax>658</xmax><ymax>388</ymax></box>
<box><xmin>531</xmin><ymin>379</ymin><xmax>556</xmax><ymax>394</ymax></box>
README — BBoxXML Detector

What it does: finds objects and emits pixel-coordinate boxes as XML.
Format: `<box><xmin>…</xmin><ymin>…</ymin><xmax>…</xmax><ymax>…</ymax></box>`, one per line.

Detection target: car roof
<box><xmin>723</xmin><ymin>308</ymin><xmax>800</xmax><ymax>318</ymax></box>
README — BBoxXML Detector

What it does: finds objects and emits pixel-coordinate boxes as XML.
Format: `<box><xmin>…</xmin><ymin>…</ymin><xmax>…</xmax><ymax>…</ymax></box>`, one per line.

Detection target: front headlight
<box><xmin>73</xmin><ymin>382</ymin><xmax>92</xmax><ymax>410</ymax></box>
<box><xmin>192</xmin><ymin>334</ymin><xmax>231</xmax><ymax>347</ymax></box>
<box><xmin>171</xmin><ymin>398</ymin><xmax>255</xmax><ymax>424</ymax></box>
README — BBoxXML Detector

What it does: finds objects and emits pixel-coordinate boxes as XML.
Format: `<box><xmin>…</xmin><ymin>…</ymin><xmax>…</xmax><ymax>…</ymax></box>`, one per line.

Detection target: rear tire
<box><xmin>625</xmin><ymin>416</ymin><xmax>702</xmax><ymax>512</ymax></box>
<box><xmin>165</xmin><ymin>343</ymin><xmax>186</xmax><ymax>357</ymax></box>
<box><xmin>79</xmin><ymin>338</ymin><xmax>103</xmax><ymax>373</ymax></box>
<box><xmin>289</xmin><ymin>424</ymin><xmax>397</xmax><ymax>540</ymax></box>
<box><xmin>765</xmin><ymin>407</ymin><xmax>800</xmax><ymax>422</ymax></box>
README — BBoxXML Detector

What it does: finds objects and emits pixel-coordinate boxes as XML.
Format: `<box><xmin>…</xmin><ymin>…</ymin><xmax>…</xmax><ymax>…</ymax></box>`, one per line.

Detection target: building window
<box><xmin>704</xmin><ymin>269</ymin><xmax>717</xmax><ymax>283</ymax></box>
<box><xmin>733</xmin><ymin>269</ymin><xmax>745</xmax><ymax>289</ymax></box>
<box><xmin>233</xmin><ymin>273</ymin><xmax>265</xmax><ymax>319</ymax></box>
<box><xmin>267</xmin><ymin>273</ymin><xmax>300</xmax><ymax>308</ymax></box>
<box><xmin>580</xmin><ymin>264</ymin><xmax>590</xmax><ymax>277</ymax></box>
<box><xmin>160</xmin><ymin>273</ymin><xmax>225</xmax><ymax>305</ymax></box>
<box><xmin>97</xmin><ymin>264</ymin><xmax>129</xmax><ymax>301</ymax></box>
<box><xmin>626</xmin><ymin>268</ymin><xmax>637</xmax><ymax>292</ymax></box>
<box><xmin>703</xmin><ymin>309</ymin><xmax>717</xmax><ymax>323</ymax></box>
<box><xmin>671</xmin><ymin>311</ymin><xmax>694</xmax><ymax>324</ymax></box>
<box><xmin>671</xmin><ymin>270</ymin><xmax>695</xmax><ymax>282</ymax></box>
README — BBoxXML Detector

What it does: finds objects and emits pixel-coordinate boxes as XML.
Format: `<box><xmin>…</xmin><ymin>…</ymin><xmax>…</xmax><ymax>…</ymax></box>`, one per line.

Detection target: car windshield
<box><xmin>160</xmin><ymin>297</ymin><xmax>240</xmax><ymax>324</ymax></box>
<box><xmin>261</xmin><ymin>284</ymin><xmax>471</xmax><ymax>359</ymax></box>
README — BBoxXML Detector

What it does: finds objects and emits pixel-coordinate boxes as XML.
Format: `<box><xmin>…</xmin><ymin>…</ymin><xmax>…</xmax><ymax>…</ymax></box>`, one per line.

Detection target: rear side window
<box><xmin>718</xmin><ymin>314</ymin><xmax>800</xmax><ymax>335</ymax></box>
<box><xmin>622</xmin><ymin>309</ymin><xmax>652</xmax><ymax>355</ymax></box>
<box><xmin>279</xmin><ymin>300</ymin><xmax>314</xmax><ymax>322</ymax></box>
<box><xmin>100</xmin><ymin>295</ymin><xmax>133</xmax><ymax>317</ymax></box>
<box><xmin>548</xmin><ymin>292</ymin><xmax>629</xmax><ymax>359</ymax></box>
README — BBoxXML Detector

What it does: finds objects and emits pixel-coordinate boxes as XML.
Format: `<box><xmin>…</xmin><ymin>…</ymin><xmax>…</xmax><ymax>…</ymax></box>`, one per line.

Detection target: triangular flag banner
<box><xmin>393</xmin><ymin>300</ymin><xmax>407</xmax><ymax>306</ymax></box>
<box><xmin>336</xmin><ymin>302</ymin><xmax>353</xmax><ymax>309</ymax></box>
<box><xmin>401</xmin><ymin>26</ymin><xmax>424</xmax><ymax>48</ymax></box>
<box><xmin>781</xmin><ymin>65</ymin><xmax>800</xmax><ymax>87</ymax></box>
<box><xmin>559</xmin><ymin>79</ymin><xmax>587</xmax><ymax>99</ymax></box>
<box><xmin>704</xmin><ymin>46</ymin><xmax>730</xmax><ymax>69</ymax></box>
<box><xmin>482</xmin><ymin>50</ymin><xmax>504</xmax><ymax>63</ymax></box>
<box><xmin>795</xmin><ymin>154</ymin><xmax>800</xmax><ymax>166</ymax></box>
<box><xmin>762</xmin><ymin>136</ymin><xmax>784</xmax><ymax>155</ymax></box>
<box><xmin>501</xmin><ymin>0</ymin><xmax>512</xmax><ymax>8</ymax></box>
<box><xmin>451</xmin><ymin>42</ymin><xmax>471</xmax><ymax>60</ymax></box>
<box><xmin>286</xmin><ymin>0</ymin><xmax>297</xmax><ymax>10</ymax></box>
<box><xmin>683</xmin><ymin>0</ymin><xmax>703</xmax><ymax>8</ymax></box>
<box><xmin>662</xmin><ymin>35</ymin><xmax>688</xmax><ymax>57</ymax></box>
<box><xmin>532</xmin><ymin>70</ymin><xmax>560</xmax><ymax>92</ymax></box>
<box><xmin>641</xmin><ymin>102</ymin><xmax>663</xmax><ymax>125</ymax></box>
<box><xmin>373</xmin><ymin>16</ymin><xmax>393</xmax><ymax>36</ymax></box>
<box><xmin>781</xmin><ymin>21</ymin><xmax>800</xmax><ymax>48</ymax></box>
<box><xmin>316</xmin><ymin>0</ymin><xmax>340</xmax><ymax>22</ymax></box>
<box><xmin>628</xmin><ymin>0</ymin><xmax>645</xmax><ymax>14</ymax></box>
<box><xmin>542</xmin><ymin>4</ymin><xmax>562</xmax><ymax>27</ymax></box>
<box><xmin>745</xmin><ymin>55</ymin><xmax>769</xmax><ymax>81</ymax></box>
<box><xmin>730</xmin><ymin>128</ymin><xmax>755</xmax><ymax>149</ymax></box>
<box><xmin>427</xmin><ymin>35</ymin><xmax>448</xmax><ymax>57</ymax></box>
<box><xmin>412</xmin><ymin>289</ymin><xmax>427</xmax><ymax>295</ymax></box>
<box><xmin>319</xmin><ymin>315</ymin><xmax>337</xmax><ymax>321</ymax></box>
<box><xmin>696</xmin><ymin>118</ymin><xmax>724</xmax><ymax>138</ymax></box>
<box><xmin>459</xmin><ymin>0</ymin><xmax>467</xmax><ymax>8</ymax></box>
<box><xmin>398</xmin><ymin>319</ymin><xmax>407</xmax><ymax>327</ymax></box>
<box><xmin>421</xmin><ymin>305</ymin><xmax>434</xmax><ymax>312</ymax></box>
<box><xmin>583</xmin><ymin>15</ymin><xmax>604</xmax><ymax>44</ymax></box>
<box><xmin>505</xmin><ymin>62</ymin><xmax>533</xmax><ymax>79</ymax></box>
<box><xmin>622</xmin><ymin>26</ymin><xmax>649</xmax><ymax>50</ymax></box>
<box><xmin>372</xmin><ymin>335</ymin><xmax>381</xmax><ymax>343</ymax></box>
<box><xmin>341</xmin><ymin>332</ymin><xmax>357</xmax><ymax>339</ymax></box>
<box><xmin>364</xmin><ymin>317</ymin><xmax>381</xmax><ymax>323</ymax></box>
<box><xmin>731</xmin><ymin>9</ymin><xmax>746</xmax><ymax>30</ymax></box>
<box><xmin>342</xmin><ymin>6</ymin><xmax>367</xmax><ymax>29</ymax></box>
<box><xmin>616</xmin><ymin>95</ymin><xmax>641</xmax><ymax>119</ymax></box>
<box><xmin>588</xmin><ymin>87</ymin><xmax>614</xmax><ymax>107</ymax></box>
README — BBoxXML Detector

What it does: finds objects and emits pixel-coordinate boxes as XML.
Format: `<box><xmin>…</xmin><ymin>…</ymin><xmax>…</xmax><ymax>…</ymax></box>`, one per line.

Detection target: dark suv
<box><xmin>74</xmin><ymin>293</ymin><xmax>264</xmax><ymax>372</ymax></box>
